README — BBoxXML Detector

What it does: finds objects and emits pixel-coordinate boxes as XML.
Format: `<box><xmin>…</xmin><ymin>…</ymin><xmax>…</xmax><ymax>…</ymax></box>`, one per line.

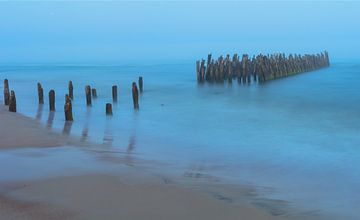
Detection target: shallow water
<box><xmin>1</xmin><ymin>62</ymin><xmax>360</xmax><ymax>219</ymax></box>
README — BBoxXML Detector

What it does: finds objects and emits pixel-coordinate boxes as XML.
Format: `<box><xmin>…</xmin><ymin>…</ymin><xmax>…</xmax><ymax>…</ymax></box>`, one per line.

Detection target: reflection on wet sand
<box><xmin>35</xmin><ymin>104</ymin><xmax>43</xmax><ymax>121</ymax></box>
<box><xmin>81</xmin><ymin>108</ymin><xmax>91</xmax><ymax>142</ymax></box>
<box><xmin>62</xmin><ymin>121</ymin><xmax>73</xmax><ymax>136</ymax></box>
<box><xmin>103</xmin><ymin>118</ymin><xmax>114</xmax><ymax>146</ymax></box>
<box><xmin>46</xmin><ymin>111</ymin><xmax>55</xmax><ymax>128</ymax></box>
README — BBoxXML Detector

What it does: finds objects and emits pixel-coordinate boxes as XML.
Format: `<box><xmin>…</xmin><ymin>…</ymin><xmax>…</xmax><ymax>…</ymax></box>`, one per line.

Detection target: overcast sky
<box><xmin>0</xmin><ymin>1</ymin><xmax>359</xmax><ymax>64</ymax></box>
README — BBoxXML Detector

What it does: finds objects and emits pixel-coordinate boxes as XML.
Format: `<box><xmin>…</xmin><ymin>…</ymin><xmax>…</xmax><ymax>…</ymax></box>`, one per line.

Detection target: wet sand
<box><xmin>0</xmin><ymin>105</ymin><xmax>285</xmax><ymax>220</ymax></box>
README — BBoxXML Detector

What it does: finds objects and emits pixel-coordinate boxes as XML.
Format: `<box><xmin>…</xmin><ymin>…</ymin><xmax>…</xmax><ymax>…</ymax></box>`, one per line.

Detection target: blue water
<box><xmin>1</xmin><ymin>62</ymin><xmax>360</xmax><ymax>219</ymax></box>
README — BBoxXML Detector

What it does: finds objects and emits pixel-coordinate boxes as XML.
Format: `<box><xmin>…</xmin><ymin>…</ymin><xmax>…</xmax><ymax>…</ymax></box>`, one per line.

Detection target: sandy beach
<box><xmin>0</xmin><ymin>106</ymin><xmax>286</xmax><ymax>220</ymax></box>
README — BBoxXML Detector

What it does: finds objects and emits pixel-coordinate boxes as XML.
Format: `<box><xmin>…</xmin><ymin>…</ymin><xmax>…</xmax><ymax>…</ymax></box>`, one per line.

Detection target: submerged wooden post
<box><xmin>64</xmin><ymin>94</ymin><xmax>73</xmax><ymax>121</ymax></box>
<box><xmin>37</xmin><ymin>83</ymin><xmax>44</xmax><ymax>104</ymax></box>
<box><xmin>49</xmin><ymin>90</ymin><xmax>55</xmax><ymax>111</ymax></box>
<box><xmin>91</xmin><ymin>88</ymin><xmax>97</xmax><ymax>98</ymax></box>
<box><xmin>85</xmin><ymin>85</ymin><xmax>92</xmax><ymax>106</ymax></box>
<box><xmin>138</xmin><ymin>76</ymin><xmax>143</xmax><ymax>93</ymax></box>
<box><xmin>132</xmin><ymin>82</ymin><xmax>139</xmax><ymax>110</ymax></box>
<box><xmin>9</xmin><ymin>90</ymin><xmax>16</xmax><ymax>112</ymax></box>
<box><xmin>68</xmin><ymin>81</ymin><xmax>74</xmax><ymax>100</ymax></box>
<box><xmin>106</xmin><ymin>103</ymin><xmax>113</xmax><ymax>116</ymax></box>
<box><xmin>112</xmin><ymin>85</ymin><xmax>117</xmax><ymax>102</ymax></box>
<box><xmin>3</xmin><ymin>79</ymin><xmax>9</xmax><ymax>106</ymax></box>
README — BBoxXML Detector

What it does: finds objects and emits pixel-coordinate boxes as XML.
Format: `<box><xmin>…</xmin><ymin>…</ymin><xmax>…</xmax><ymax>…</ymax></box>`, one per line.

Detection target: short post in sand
<box><xmin>85</xmin><ymin>85</ymin><xmax>92</xmax><ymax>106</ymax></box>
<box><xmin>64</xmin><ymin>94</ymin><xmax>73</xmax><ymax>121</ymax></box>
<box><xmin>91</xmin><ymin>88</ymin><xmax>97</xmax><ymax>98</ymax></box>
<box><xmin>49</xmin><ymin>90</ymin><xmax>56</xmax><ymax>111</ymax></box>
<box><xmin>3</xmin><ymin>79</ymin><xmax>10</xmax><ymax>106</ymax></box>
<box><xmin>68</xmin><ymin>81</ymin><xmax>74</xmax><ymax>100</ymax></box>
<box><xmin>106</xmin><ymin>103</ymin><xmax>113</xmax><ymax>116</ymax></box>
<box><xmin>139</xmin><ymin>76</ymin><xmax>143</xmax><ymax>93</ymax></box>
<box><xmin>112</xmin><ymin>85</ymin><xmax>117</xmax><ymax>102</ymax></box>
<box><xmin>37</xmin><ymin>83</ymin><xmax>44</xmax><ymax>104</ymax></box>
<box><xmin>132</xmin><ymin>82</ymin><xmax>139</xmax><ymax>110</ymax></box>
<box><xmin>9</xmin><ymin>90</ymin><xmax>16</xmax><ymax>112</ymax></box>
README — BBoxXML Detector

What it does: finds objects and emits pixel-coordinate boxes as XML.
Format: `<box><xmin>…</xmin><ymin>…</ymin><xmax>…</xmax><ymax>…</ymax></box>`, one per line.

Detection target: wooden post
<box><xmin>8</xmin><ymin>90</ymin><xmax>16</xmax><ymax>112</ymax></box>
<box><xmin>68</xmin><ymin>81</ymin><xmax>74</xmax><ymax>100</ymax></box>
<box><xmin>3</xmin><ymin>79</ymin><xmax>9</xmax><ymax>106</ymax></box>
<box><xmin>85</xmin><ymin>85</ymin><xmax>92</xmax><ymax>106</ymax></box>
<box><xmin>37</xmin><ymin>83</ymin><xmax>44</xmax><ymax>104</ymax></box>
<box><xmin>138</xmin><ymin>76</ymin><xmax>143</xmax><ymax>93</ymax></box>
<box><xmin>132</xmin><ymin>82</ymin><xmax>139</xmax><ymax>110</ymax></box>
<box><xmin>49</xmin><ymin>90</ymin><xmax>55</xmax><ymax>111</ymax></box>
<box><xmin>91</xmin><ymin>88</ymin><xmax>97</xmax><ymax>98</ymax></box>
<box><xmin>106</xmin><ymin>103</ymin><xmax>113</xmax><ymax>116</ymax></box>
<box><xmin>112</xmin><ymin>85</ymin><xmax>117</xmax><ymax>102</ymax></box>
<box><xmin>64</xmin><ymin>94</ymin><xmax>73</xmax><ymax>121</ymax></box>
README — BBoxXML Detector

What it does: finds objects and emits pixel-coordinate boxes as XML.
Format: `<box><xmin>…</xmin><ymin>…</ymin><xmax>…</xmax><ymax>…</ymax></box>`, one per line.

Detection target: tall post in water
<box><xmin>106</xmin><ymin>103</ymin><xmax>113</xmax><ymax>116</ymax></box>
<box><xmin>3</xmin><ymin>79</ymin><xmax>10</xmax><ymax>106</ymax></box>
<box><xmin>37</xmin><ymin>83</ymin><xmax>44</xmax><ymax>104</ymax></box>
<box><xmin>132</xmin><ymin>82</ymin><xmax>139</xmax><ymax>110</ymax></box>
<box><xmin>85</xmin><ymin>85</ymin><xmax>92</xmax><ymax>106</ymax></box>
<box><xmin>9</xmin><ymin>90</ymin><xmax>16</xmax><ymax>112</ymax></box>
<box><xmin>49</xmin><ymin>90</ymin><xmax>56</xmax><ymax>111</ymax></box>
<box><xmin>68</xmin><ymin>81</ymin><xmax>74</xmax><ymax>100</ymax></box>
<box><xmin>112</xmin><ymin>85</ymin><xmax>117</xmax><ymax>102</ymax></box>
<box><xmin>138</xmin><ymin>76</ymin><xmax>143</xmax><ymax>93</ymax></box>
<box><xmin>64</xmin><ymin>94</ymin><xmax>73</xmax><ymax>121</ymax></box>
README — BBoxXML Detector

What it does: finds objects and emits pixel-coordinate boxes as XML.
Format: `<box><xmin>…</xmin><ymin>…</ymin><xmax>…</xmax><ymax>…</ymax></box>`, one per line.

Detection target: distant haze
<box><xmin>0</xmin><ymin>1</ymin><xmax>359</xmax><ymax>64</ymax></box>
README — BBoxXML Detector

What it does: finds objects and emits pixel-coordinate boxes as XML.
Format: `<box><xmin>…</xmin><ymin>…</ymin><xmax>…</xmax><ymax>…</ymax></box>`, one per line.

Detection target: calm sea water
<box><xmin>1</xmin><ymin>62</ymin><xmax>360</xmax><ymax>219</ymax></box>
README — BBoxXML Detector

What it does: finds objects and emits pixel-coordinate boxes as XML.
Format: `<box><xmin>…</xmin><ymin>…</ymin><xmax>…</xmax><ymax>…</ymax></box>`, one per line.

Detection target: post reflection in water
<box><xmin>80</xmin><ymin>107</ymin><xmax>91</xmax><ymax>142</ymax></box>
<box><xmin>46</xmin><ymin>111</ymin><xmax>55</xmax><ymax>128</ymax></box>
<box><xmin>62</xmin><ymin>121</ymin><xmax>73</xmax><ymax>136</ymax></box>
<box><xmin>103</xmin><ymin>117</ymin><xmax>114</xmax><ymax>146</ymax></box>
<box><xmin>35</xmin><ymin>104</ymin><xmax>43</xmax><ymax>121</ymax></box>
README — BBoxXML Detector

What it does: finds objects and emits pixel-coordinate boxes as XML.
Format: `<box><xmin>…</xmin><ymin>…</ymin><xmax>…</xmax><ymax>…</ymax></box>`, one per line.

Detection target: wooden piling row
<box><xmin>85</xmin><ymin>85</ymin><xmax>92</xmax><ymax>106</ymax></box>
<box><xmin>3</xmin><ymin>79</ymin><xmax>9</xmax><ymax>105</ymax></box>
<box><xmin>132</xmin><ymin>82</ymin><xmax>139</xmax><ymax>110</ymax></box>
<box><xmin>37</xmin><ymin>83</ymin><xmax>44</xmax><ymax>104</ymax></box>
<box><xmin>49</xmin><ymin>90</ymin><xmax>56</xmax><ymax>111</ymax></box>
<box><xmin>196</xmin><ymin>51</ymin><xmax>330</xmax><ymax>84</ymax></box>
<box><xmin>9</xmin><ymin>90</ymin><xmax>16</xmax><ymax>112</ymax></box>
<box><xmin>64</xmin><ymin>94</ymin><xmax>73</xmax><ymax>121</ymax></box>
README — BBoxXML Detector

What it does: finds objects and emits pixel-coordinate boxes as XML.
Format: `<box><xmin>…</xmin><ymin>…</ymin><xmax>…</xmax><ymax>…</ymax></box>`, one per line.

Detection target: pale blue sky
<box><xmin>0</xmin><ymin>1</ymin><xmax>359</xmax><ymax>64</ymax></box>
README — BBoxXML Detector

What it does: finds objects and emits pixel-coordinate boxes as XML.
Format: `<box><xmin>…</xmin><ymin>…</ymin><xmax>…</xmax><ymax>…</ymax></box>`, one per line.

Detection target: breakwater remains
<box><xmin>196</xmin><ymin>51</ymin><xmax>330</xmax><ymax>84</ymax></box>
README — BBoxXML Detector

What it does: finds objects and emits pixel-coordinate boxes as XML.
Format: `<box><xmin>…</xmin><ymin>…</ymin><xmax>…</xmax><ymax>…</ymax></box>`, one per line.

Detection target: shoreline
<box><xmin>0</xmin><ymin>105</ymin><xmax>290</xmax><ymax>220</ymax></box>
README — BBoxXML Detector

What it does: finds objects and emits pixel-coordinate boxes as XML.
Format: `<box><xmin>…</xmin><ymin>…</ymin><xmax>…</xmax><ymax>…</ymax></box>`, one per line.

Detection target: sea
<box><xmin>0</xmin><ymin>61</ymin><xmax>359</xmax><ymax>219</ymax></box>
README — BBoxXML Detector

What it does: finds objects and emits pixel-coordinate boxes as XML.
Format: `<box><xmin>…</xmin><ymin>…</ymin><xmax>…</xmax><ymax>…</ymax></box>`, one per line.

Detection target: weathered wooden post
<box><xmin>8</xmin><ymin>90</ymin><xmax>16</xmax><ymax>112</ymax></box>
<box><xmin>106</xmin><ymin>103</ymin><xmax>113</xmax><ymax>116</ymax></box>
<box><xmin>49</xmin><ymin>90</ymin><xmax>55</xmax><ymax>111</ymax></box>
<box><xmin>85</xmin><ymin>85</ymin><xmax>92</xmax><ymax>106</ymax></box>
<box><xmin>112</xmin><ymin>85</ymin><xmax>117</xmax><ymax>102</ymax></box>
<box><xmin>132</xmin><ymin>82</ymin><xmax>139</xmax><ymax>110</ymax></box>
<box><xmin>138</xmin><ymin>76</ymin><xmax>143</xmax><ymax>93</ymax></box>
<box><xmin>37</xmin><ymin>83</ymin><xmax>44</xmax><ymax>104</ymax></box>
<box><xmin>91</xmin><ymin>88</ymin><xmax>97</xmax><ymax>98</ymax></box>
<box><xmin>3</xmin><ymin>79</ymin><xmax>10</xmax><ymax>105</ymax></box>
<box><xmin>64</xmin><ymin>94</ymin><xmax>73</xmax><ymax>121</ymax></box>
<box><xmin>68</xmin><ymin>81</ymin><xmax>74</xmax><ymax>100</ymax></box>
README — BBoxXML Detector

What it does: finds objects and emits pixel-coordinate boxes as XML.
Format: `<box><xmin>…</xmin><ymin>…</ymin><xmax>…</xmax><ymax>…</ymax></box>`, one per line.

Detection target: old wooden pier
<box><xmin>196</xmin><ymin>51</ymin><xmax>330</xmax><ymax>84</ymax></box>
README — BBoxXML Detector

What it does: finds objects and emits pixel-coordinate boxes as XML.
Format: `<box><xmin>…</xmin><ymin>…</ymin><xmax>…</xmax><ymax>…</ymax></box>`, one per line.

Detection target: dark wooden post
<box><xmin>49</xmin><ymin>90</ymin><xmax>55</xmax><ymax>111</ymax></box>
<box><xmin>9</xmin><ymin>90</ymin><xmax>16</xmax><ymax>112</ymax></box>
<box><xmin>64</xmin><ymin>94</ymin><xmax>73</xmax><ymax>121</ymax></box>
<box><xmin>85</xmin><ymin>85</ymin><xmax>92</xmax><ymax>106</ymax></box>
<box><xmin>106</xmin><ymin>103</ymin><xmax>113</xmax><ymax>116</ymax></box>
<box><xmin>112</xmin><ymin>85</ymin><xmax>117</xmax><ymax>102</ymax></box>
<box><xmin>132</xmin><ymin>82</ymin><xmax>139</xmax><ymax>110</ymax></box>
<box><xmin>3</xmin><ymin>79</ymin><xmax>9</xmax><ymax>105</ymax></box>
<box><xmin>37</xmin><ymin>83</ymin><xmax>44</xmax><ymax>104</ymax></box>
<box><xmin>91</xmin><ymin>88</ymin><xmax>97</xmax><ymax>98</ymax></box>
<box><xmin>138</xmin><ymin>76</ymin><xmax>143</xmax><ymax>93</ymax></box>
<box><xmin>68</xmin><ymin>81</ymin><xmax>74</xmax><ymax>100</ymax></box>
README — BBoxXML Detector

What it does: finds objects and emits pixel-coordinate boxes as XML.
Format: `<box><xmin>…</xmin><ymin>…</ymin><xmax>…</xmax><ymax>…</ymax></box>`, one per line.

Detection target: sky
<box><xmin>0</xmin><ymin>1</ymin><xmax>359</xmax><ymax>64</ymax></box>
